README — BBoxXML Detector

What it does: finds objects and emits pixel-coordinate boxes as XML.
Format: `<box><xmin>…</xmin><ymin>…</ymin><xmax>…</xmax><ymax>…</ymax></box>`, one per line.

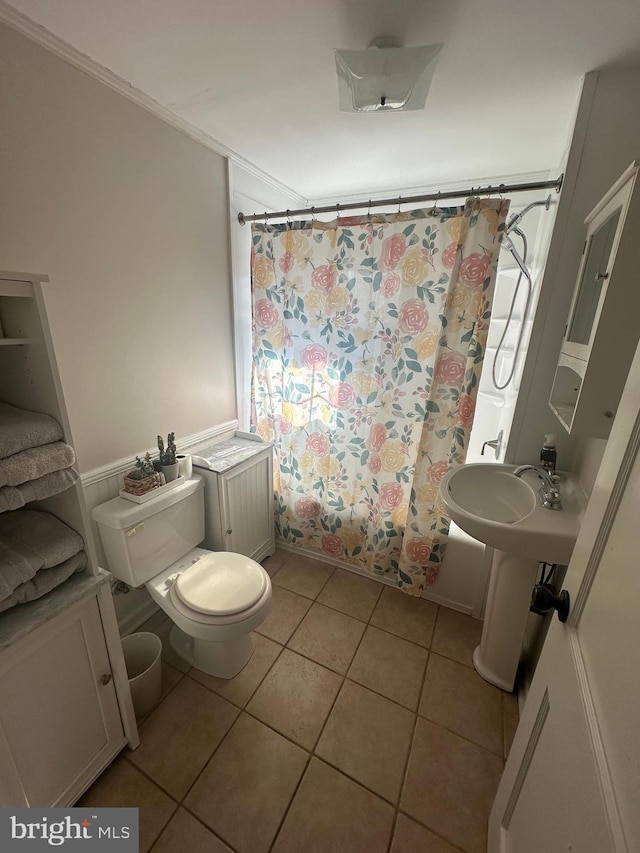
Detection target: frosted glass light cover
<box><xmin>335</xmin><ymin>43</ymin><xmax>442</xmax><ymax>112</ymax></box>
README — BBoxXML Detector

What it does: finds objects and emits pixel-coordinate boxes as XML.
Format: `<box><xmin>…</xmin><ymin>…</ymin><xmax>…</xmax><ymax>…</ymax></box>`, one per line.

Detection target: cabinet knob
<box><xmin>100</xmin><ymin>673</ymin><xmax>113</xmax><ymax>686</ymax></box>
<box><xmin>226</xmin><ymin>528</ymin><xmax>233</xmax><ymax>535</ymax></box>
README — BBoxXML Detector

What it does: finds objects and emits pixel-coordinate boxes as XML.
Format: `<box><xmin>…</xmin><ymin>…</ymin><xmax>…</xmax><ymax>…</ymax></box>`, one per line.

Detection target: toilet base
<box><xmin>169</xmin><ymin>624</ymin><xmax>254</xmax><ymax>679</ymax></box>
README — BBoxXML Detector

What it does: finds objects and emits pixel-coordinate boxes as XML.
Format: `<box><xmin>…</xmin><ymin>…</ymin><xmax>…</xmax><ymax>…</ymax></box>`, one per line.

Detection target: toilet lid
<box><xmin>174</xmin><ymin>552</ymin><xmax>267</xmax><ymax>616</ymax></box>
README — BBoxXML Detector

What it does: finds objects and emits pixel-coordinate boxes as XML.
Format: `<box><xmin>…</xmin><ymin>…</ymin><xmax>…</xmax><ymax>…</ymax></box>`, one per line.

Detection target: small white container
<box><xmin>121</xmin><ymin>631</ymin><xmax>162</xmax><ymax>719</ymax></box>
<box><xmin>177</xmin><ymin>454</ymin><xmax>193</xmax><ymax>479</ymax></box>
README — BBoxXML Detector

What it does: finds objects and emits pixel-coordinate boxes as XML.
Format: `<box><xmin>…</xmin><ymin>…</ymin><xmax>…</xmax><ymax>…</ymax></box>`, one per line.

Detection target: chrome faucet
<box><xmin>513</xmin><ymin>464</ymin><xmax>562</xmax><ymax>510</ymax></box>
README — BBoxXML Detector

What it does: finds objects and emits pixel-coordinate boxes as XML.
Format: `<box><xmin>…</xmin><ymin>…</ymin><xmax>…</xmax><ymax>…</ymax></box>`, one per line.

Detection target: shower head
<box><xmin>505</xmin><ymin>195</ymin><xmax>553</xmax><ymax>235</ymax></box>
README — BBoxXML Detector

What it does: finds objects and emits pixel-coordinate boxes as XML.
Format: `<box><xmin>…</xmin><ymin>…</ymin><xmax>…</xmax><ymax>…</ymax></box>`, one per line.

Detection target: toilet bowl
<box><xmin>92</xmin><ymin>477</ymin><xmax>272</xmax><ymax>679</ymax></box>
<box><xmin>146</xmin><ymin>547</ymin><xmax>272</xmax><ymax>678</ymax></box>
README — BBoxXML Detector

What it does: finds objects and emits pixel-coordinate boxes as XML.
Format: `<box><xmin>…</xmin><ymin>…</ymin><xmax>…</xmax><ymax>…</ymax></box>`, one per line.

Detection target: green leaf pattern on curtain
<box><xmin>251</xmin><ymin>200</ymin><xmax>509</xmax><ymax>593</ymax></box>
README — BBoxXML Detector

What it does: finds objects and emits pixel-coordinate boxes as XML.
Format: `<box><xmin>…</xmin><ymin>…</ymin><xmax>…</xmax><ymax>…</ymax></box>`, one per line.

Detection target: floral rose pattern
<box><xmin>459</xmin><ymin>252</ymin><xmax>491</xmax><ymax>289</ymax></box>
<box><xmin>254</xmin><ymin>298</ymin><xmax>279</xmax><ymax>330</ymax></box>
<box><xmin>311</xmin><ymin>264</ymin><xmax>337</xmax><ymax>292</ymax></box>
<box><xmin>301</xmin><ymin>344</ymin><xmax>327</xmax><ymax>370</ymax></box>
<box><xmin>306</xmin><ymin>432</ymin><xmax>329</xmax><ymax>456</ymax></box>
<box><xmin>434</xmin><ymin>351</ymin><xmax>466</xmax><ymax>385</ymax></box>
<box><xmin>295</xmin><ymin>497</ymin><xmax>322</xmax><ymax>519</ymax></box>
<box><xmin>380</xmin><ymin>234</ymin><xmax>406</xmax><ymax>271</ymax></box>
<box><xmin>399</xmin><ymin>299</ymin><xmax>429</xmax><ymax>335</ymax></box>
<box><xmin>250</xmin><ymin>198</ymin><xmax>509</xmax><ymax>592</ymax></box>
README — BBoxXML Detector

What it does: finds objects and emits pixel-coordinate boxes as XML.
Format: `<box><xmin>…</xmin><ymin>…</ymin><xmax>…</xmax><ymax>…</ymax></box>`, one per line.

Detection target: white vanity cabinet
<box><xmin>0</xmin><ymin>271</ymin><xmax>137</xmax><ymax>807</ymax></box>
<box><xmin>194</xmin><ymin>435</ymin><xmax>275</xmax><ymax>562</ymax></box>
<box><xmin>0</xmin><ymin>583</ymin><xmax>126</xmax><ymax>807</ymax></box>
<box><xmin>550</xmin><ymin>162</ymin><xmax>640</xmax><ymax>437</ymax></box>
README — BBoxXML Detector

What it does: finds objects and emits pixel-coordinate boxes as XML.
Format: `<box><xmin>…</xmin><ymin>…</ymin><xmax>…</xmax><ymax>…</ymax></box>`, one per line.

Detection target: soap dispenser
<box><xmin>540</xmin><ymin>434</ymin><xmax>557</xmax><ymax>474</ymax></box>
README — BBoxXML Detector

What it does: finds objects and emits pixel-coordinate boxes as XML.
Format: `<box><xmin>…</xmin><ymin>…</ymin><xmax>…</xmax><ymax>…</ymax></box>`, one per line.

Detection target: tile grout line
<box><xmin>178</xmin><ymin>805</ymin><xmax>243</xmax><ymax>853</ymax></box>
<box><xmin>263</xmin><ymin>742</ymin><xmax>314</xmax><ymax>853</ymax></box>
<box><xmin>387</xmin><ymin>607</ymin><xmax>436</xmax><ymax>853</ymax></box>
<box><xmin>265</xmin><ymin>570</ymin><xmax>372</xmax><ymax>851</ymax></box>
<box><xmin>128</xmin><ymin>561</ymin><xmax>490</xmax><ymax>851</ymax></box>
<box><xmin>266</xmin><ymin>569</ymin><xmax>402</xmax><ymax>851</ymax></box>
<box><xmin>171</xmin><ymin>572</ymin><xmax>498</xmax><ymax>752</ymax></box>
<box><xmin>144</xmin><ymin>603</ymin><xmax>499</xmax><ymax>770</ymax></box>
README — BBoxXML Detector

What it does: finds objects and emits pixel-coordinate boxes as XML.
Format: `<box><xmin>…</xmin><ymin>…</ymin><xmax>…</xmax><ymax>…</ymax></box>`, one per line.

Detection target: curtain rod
<box><xmin>237</xmin><ymin>174</ymin><xmax>564</xmax><ymax>225</ymax></box>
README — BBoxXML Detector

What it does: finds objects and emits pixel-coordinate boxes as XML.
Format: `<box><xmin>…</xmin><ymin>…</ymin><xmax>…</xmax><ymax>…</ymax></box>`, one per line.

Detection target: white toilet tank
<box><xmin>92</xmin><ymin>477</ymin><xmax>205</xmax><ymax>587</ymax></box>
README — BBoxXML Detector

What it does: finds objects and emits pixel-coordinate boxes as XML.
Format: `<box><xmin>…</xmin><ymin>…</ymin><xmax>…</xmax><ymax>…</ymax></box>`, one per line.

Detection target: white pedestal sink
<box><xmin>440</xmin><ymin>463</ymin><xmax>586</xmax><ymax>691</ymax></box>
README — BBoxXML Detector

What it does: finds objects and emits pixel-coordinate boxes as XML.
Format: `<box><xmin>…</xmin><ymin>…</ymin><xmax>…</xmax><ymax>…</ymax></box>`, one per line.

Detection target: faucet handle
<box><xmin>481</xmin><ymin>430</ymin><xmax>503</xmax><ymax>459</ymax></box>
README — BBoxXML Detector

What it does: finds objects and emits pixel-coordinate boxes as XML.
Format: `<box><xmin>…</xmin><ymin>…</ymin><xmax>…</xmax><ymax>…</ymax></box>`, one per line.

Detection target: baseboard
<box><xmin>116</xmin><ymin>598</ymin><xmax>160</xmax><ymax>638</ymax></box>
<box><xmin>276</xmin><ymin>541</ymin><xmax>474</xmax><ymax>615</ymax></box>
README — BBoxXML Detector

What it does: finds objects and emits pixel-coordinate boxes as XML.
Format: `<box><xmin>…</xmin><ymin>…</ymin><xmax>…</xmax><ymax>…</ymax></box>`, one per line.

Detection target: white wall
<box><xmin>0</xmin><ymin>22</ymin><xmax>236</xmax><ymax>473</ymax></box>
<box><xmin>515</xmin><ymin>66</ymin><xmax>640</xmax><ymax>698</ymax></box>
<box><xmin>229</xmin><ymin>163</ymin><xmax>305</xmax><ymax>430</ymax></box>
<box><xmin>510</xmin><ymin>67</ymin><xmax>640</xmax><ymax>485</ymax></box>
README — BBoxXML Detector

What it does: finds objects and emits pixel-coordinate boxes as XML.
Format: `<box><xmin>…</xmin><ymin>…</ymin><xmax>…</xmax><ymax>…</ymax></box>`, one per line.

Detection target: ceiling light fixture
<box><xmin>335</xmin><ymin>37</ymin><xmax>442</xmax><ymax>113</ymax></box>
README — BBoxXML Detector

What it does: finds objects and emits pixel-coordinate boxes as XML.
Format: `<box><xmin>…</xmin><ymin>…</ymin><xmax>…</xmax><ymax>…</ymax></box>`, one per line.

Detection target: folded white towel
<box><xmin>18</xmin><ymin>467</ymin><xmax>79</xmax><ymax>504</ymax></box>
<box><xmin>0</xmin><ymin>551</ymin><xmax>87</xmax><ymax>613</ymax></box>
<box><xmin>0</xmin><ymin>441</ymin><xmax>76</xmax><ymax>487</ymax></box>
<box><xmin>0</xmin><ymin>401</ymin><xmax>63</xmax><ymax>459</ymax></box>
<box><xmin>0</xmin><ymin>486</ymin><xmax>25</xmax><ymax>513</ymax></box>
<box><xmin>0</xmin><ymin>468</ymin><xmax>79</xmax><ymax>514</ymax></box>
<box><xmin>0</xmin><ymin>539</ymin><xmax>42</xmax><ymax>601</ymax></box>
<box><xmin>0</xmin><ymin>509</ymin><xmax>84</xmax><ymax>575</ymax></box>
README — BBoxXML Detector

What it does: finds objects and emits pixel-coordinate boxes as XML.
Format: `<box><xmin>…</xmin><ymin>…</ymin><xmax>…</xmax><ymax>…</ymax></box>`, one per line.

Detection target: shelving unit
<box><xmin>0</xmin><ymin>271</ymin><xmax>137</xmax><ymax>808</ymax></box>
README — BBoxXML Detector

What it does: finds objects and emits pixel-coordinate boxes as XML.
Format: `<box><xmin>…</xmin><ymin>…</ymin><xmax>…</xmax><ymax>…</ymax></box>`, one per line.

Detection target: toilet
<box><xmin>92</xmin><ymin>477</ymin><xmax>272</xmax><ymax>678</ymax></box>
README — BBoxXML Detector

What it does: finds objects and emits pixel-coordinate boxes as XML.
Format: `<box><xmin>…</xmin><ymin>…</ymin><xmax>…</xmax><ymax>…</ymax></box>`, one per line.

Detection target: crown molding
<box><xmin>0</xmin><ymin>0</ymin><xmax>303</xmax><ymax>203</ymax></box>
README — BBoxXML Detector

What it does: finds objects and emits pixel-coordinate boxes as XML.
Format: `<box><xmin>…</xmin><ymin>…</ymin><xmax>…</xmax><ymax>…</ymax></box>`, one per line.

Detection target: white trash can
<box><xmin>122</xmin><ymin>632</ymin><xmax>162</xmax><ymax>719</ymax></box>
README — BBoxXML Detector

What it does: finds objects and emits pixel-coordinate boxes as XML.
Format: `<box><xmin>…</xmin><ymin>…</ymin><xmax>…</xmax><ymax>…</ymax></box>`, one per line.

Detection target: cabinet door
<box><xmin>220</xmin><ymin>451</ymin><xmax>274</xmax><ymax>561</ymax></box>
<box><xmin>0</xmin><ymin>596</ymin><xmax>124</xmax><ymax>807</ymax></box>
<box><xmin>550</xmin><ymin>162</ymin><xmax>640</xmax><ymax>436</ymax></box>
<box><xmin>565</xmin><ymin>205</ymin><xmax>621</xmax><ymax>349</ymax></box>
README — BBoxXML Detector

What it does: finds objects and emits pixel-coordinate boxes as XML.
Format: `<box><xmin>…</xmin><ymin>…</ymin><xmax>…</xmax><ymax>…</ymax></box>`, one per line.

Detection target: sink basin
<box><xmin>444</xmin><ymin>464</ymin><xmax>537</xmax><ymax>524</ymax></box>
<box><xmin>440</xmin><ymin>463</ymin><xmax>585</xmax><ymax>565</ymax></box>
<box><xmin>440</xmin><ymin>463</ymin><xmax>588</xmax><ymax>691</ymax></box>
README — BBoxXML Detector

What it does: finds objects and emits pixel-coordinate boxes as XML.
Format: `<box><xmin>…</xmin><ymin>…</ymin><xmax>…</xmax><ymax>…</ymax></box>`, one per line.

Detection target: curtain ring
<box><xmin>498</xmin><ymin>184</ymin><xmax>506</xmax><ymax>212</ymax></box>
<box><xmin>310</xmin><ymin>206</ymin><xmax>316</xmax><ymax>223</ymax></box>
<box><xmin>286</xmin><ymin>209</ymin><xmax>292</xmax><ymax>229</ymax></box>
<box><xmin>263</xmin><ymin>212</ymin><xmax>268</xmax><ymax>227</ymax></box>
<box><xmin>367</xmin><ymin>199</ymin><xmax>372</xmax><ymax>219</ymax></box>
<box><xmin>397</xmin><ymin>195</ymin><xmax>402</xmax><ymax>214</ymax></box>
<box><xmin>336</xmin><ymin>202</ymin><xmax>340</xmax><ymax>222</ymax></box>
<box><xmin>431</xmin><ymin>191</ymin><xmax>441</xmax><ymax>215</ymax></box>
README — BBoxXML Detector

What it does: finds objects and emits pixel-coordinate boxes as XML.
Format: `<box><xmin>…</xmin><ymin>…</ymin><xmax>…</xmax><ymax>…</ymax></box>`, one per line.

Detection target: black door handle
<box><xmin>531</xmin><ymin>584</ymin><xmax>570</xmax><ymax>622</ymax></box>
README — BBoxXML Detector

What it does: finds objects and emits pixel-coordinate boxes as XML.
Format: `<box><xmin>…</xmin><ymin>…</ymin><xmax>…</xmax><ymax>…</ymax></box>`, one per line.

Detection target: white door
<box><xmin>489</xmin><ymin>342</ymin><xmax>640</xmax><ymax>852</ymax></box>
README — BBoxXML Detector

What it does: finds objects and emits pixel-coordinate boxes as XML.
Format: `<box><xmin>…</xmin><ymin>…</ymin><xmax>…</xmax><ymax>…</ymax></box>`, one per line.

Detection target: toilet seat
<box><xmin>174</xmin><ymin>552</ymin><xmax>266</xmax><ymax>615</ymax></box>
<box><xmin>165</xmin><ymin>550</ymin><xmax>271</xmax><ymax>627</ymax></box>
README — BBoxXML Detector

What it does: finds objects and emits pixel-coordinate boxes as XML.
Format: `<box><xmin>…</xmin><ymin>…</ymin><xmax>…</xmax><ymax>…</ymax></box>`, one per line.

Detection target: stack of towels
<box><xmin>0</xmin><ymin>509</ymin><xmax>87</xmax><ymax>612</ymax></box>
<box><xmin>0</xmin><ymin>401</ymin><xmax>79</xmax><ymax>513</ymax></box>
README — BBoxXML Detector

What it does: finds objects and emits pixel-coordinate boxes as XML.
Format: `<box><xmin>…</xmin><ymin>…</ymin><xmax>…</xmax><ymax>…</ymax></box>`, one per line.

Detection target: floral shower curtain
<box><xmin>251</xmin><ymin>198</ymin><xmax>509</xmax><ymax>593</ymax></box>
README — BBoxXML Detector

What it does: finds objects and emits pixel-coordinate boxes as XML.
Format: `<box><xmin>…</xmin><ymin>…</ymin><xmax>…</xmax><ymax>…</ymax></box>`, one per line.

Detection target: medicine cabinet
<box><xmin>550</xmin><ymin>162</ymin><xmax>640</xmax><ymax>437</ymax></box>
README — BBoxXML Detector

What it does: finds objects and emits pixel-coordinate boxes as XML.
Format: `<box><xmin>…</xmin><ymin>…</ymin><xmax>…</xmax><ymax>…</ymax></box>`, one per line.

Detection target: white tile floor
<box><xmin>79</xmin><ymin>548</ymin><xmax>518</xmax><ymax>853</ymax></box>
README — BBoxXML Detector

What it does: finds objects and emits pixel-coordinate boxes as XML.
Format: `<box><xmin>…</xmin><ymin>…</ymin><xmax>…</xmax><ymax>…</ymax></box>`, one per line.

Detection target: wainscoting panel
<box><xmin>82</xmin><ymin>421</ymin><xmax>238</xmax><ymax>634</ymax></box>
